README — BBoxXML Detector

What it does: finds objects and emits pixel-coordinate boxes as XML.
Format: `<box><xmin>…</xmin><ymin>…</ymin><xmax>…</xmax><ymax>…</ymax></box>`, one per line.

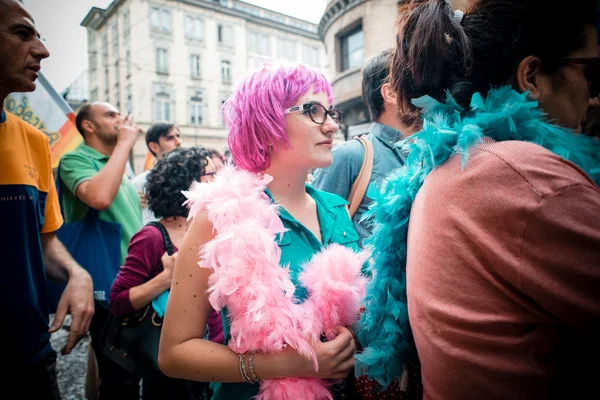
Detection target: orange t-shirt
<box><xmin>407</xmin><ymin>138</ymin><xmax>600</xmax><ymax>399</ymax></box>
<box><xmin>1</xmin><ymin>110</ymin><xmax>63</xmax><ymax>363</ymax></box>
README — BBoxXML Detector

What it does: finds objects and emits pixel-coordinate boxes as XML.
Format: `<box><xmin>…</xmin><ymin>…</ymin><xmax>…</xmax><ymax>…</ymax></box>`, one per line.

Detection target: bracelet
<box><xmin>248</xmin><ymin>353</ymin><xmax>260</xmax><ymax>383</ymax></box>
<box><xmin>238</xmin><ymin>353</ymin><xmax>252</xmax><ymax>384</ymax></box>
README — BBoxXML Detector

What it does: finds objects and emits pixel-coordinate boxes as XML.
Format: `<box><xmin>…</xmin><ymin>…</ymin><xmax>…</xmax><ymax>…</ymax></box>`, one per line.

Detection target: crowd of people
<box><xmin>3</xmin><ymin>0</ymin><xmax>599</xmax><ymax>399</ymax></box>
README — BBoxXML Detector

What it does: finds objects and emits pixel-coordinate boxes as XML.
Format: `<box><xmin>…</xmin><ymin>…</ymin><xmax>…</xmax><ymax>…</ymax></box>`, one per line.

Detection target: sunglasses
<box><xmin>561</xmin><ymin>57</ymin><xmax>600</xmax><ymax>98</ymax></box>
<box><xmin>285</xmin><ymin>103</ymin><xmax>342</xmax><ymax>125</ymax></box>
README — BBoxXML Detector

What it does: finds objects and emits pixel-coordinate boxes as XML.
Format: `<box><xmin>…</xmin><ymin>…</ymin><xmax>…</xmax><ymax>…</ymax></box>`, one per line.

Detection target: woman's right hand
<box><xmin>161</xmin><ymin>251</ymin><xmax>178</xmax><ymax>283</ymax></box>
<box><xmin>282</xmin><ymin>326</ymin><xmax>357</xmax><ymax>380</ymax></box>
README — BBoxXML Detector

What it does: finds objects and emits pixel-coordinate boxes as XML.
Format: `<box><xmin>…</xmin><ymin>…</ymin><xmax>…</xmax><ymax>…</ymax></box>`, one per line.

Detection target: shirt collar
<box><xmin>265</xmin><ymin>184</ymin><xmax>345</xmax><ymax>246</ymax></box>
<box><xmin>79</xmin><ymin>143</ymin><xmax>110</xmax><ymax>161</ymax></box>
<box><xmin>264</xmin><ymin>184</ymin><xmax>345</xmax><ymax>223</ymax></box>
<box><xmin>371</xmin><ymin>122</ymin><xmax>404</xmax><ymax>149</ymax></box>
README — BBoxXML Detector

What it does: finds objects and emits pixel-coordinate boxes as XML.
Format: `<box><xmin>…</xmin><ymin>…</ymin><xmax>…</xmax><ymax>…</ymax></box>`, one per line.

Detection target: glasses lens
<box><xmin>308</xmin><ymin>104</ymin><xmax>327</xmax><ymax>124</ymax></box>
<box><xmin>329</xmin><ymin>109</ymin><xmax>342</xmax><ymax>124</ymax></box>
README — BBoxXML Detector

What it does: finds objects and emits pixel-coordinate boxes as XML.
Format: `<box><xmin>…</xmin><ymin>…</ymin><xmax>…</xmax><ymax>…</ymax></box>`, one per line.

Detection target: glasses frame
<box><xmin>560</xmin><ymin>57</ymin><xmax>600</xmax><ymax>98</ymax></box>
<box><xmin>285</xmin><ymin>103</ymin><xmax>342</xmax><ymax>125</ymax></box>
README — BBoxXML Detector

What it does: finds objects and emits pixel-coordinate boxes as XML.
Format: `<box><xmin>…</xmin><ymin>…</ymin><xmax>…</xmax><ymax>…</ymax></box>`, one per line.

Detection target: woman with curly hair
<box><xmin>110</xmin><ymin>146</ymin><xmax>223</xmax><ymax>399</ymax></box>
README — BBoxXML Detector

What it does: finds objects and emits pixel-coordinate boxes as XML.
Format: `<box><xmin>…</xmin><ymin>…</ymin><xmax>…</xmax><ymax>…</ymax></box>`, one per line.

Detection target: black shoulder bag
<box><xmin>101</xmin><ymin>221</ymin><xmax>174</xmax><ymax>378</ymax></box>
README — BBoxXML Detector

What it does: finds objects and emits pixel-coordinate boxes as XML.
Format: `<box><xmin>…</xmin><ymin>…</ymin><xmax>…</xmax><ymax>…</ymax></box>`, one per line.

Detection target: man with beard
<box><xmin>59</xmin><ymin>102</ymin><xmax>143</xmax><ymax>399</ymax></box>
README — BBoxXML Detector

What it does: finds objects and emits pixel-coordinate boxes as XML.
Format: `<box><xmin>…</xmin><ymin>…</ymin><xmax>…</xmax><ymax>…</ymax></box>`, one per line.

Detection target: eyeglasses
<box><xmin>560</xmin><ymin>57</ymin><xmax>600</xmax><ymax>98</ymax></box>
<box><xmin>285</xmin><ymin>103</ymin><xmax>342</xmax><ymax>125</ymax></box>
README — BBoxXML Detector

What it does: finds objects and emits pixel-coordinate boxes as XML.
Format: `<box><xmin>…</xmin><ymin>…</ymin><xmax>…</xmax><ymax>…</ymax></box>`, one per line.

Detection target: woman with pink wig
<box><xmin>158</xmin><ymin>63</ymin><xmax>366</xmax><ymax>400</ymax></box>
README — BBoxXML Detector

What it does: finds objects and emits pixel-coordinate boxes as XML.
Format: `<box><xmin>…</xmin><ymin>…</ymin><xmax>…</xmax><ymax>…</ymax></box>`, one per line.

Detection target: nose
<box><xmin>175</xmin><ymin>136</ymin><xmax>183</xmax><ymax>146</ymax></box>
<box><xmin>33</xmin><ymin>37</ymin><xmax>50</xmax><ymax>61</ymax></box>
<box><xmin>321</xmin><ymin>114</ymin><xmax>339</xmax><ymax>136</ymax></box>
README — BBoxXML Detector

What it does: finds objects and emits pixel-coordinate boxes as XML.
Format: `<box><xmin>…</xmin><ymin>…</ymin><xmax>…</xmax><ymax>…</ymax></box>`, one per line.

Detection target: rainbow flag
<box><xmin>5</xmin><ymin>72</ymin><xmax>82</xmax><ymax>168</ymax></box>
<box><xmin>144</xmin><ymin>151</ymin><xmax>155</xmax><ymax>171</ymax></box>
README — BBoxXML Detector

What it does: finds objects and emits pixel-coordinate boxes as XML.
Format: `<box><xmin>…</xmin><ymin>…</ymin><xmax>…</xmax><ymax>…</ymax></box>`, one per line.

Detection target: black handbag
<box><xmin>101</xmin><ymin>221</ymin><xmax>174</xmax><ymax>378</ymax></box>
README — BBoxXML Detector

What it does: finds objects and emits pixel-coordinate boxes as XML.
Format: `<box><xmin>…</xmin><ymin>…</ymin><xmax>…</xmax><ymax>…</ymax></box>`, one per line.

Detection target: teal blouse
<box><xmin>211</xmin><ymin>184</ymin><xmax>361</xmax><ymax>400</ymax></box>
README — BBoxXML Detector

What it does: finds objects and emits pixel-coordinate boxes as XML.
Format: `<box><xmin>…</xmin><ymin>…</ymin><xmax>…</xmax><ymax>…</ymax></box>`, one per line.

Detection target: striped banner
<box><xmin>5</xmin><ymin>72</ymin><xmax>82</xmax><ymax>168</ymax></box>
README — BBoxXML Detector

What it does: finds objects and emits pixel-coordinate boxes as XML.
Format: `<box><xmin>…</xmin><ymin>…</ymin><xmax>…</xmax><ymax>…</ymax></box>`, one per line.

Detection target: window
<box><xmin>221</xmin><ymin>60</ymin><xmax>231</xmax><ymax>83</ymax></box>
<box><xmin>89</xmin><ymin>52</ymin><xmax>97</xmax><ymax>72</ymax></box>
<box><xmin>114</xmin><ymin>60</ymin><xmax>119</xmax><ymax>86</ymax></box>
<box><xmin>87</xmin><ymin>30</ymin><xmax>96</xmax><ymax>48</ymax></box>
<box><xmin>115</xmin><ymin>87</ymin><xmax>121</xmax><ymax>110</ymax></box>
<box><xmin>126</xmin><ymin>86</ymin><xmax>132</xmax><ymax>113</ymax></box>
<box><xmin>104</xmin><ymin>68</ymin><xmax>109</xmax><ymax>93</ymax></box>
<box><xmin>123</xmin><ymin>10</ymin><xmax>130</xmax><ymax>37</ymax></box>
<box><xmin>150</xmin><ymin>6</ymin><xmax>171</xmax><ymax>33</ymax></box>
<box><xmin>340</xmin><ymin>27</ymin><xmax>364</xmax><ymax>71</ymax></box>
<box><xmin>111</xmin><ymin>21</ymin><xmax>119</xmax><ymax>50</ymax></box>
<box><xmin>189</xmin><ymin>90</ymin><xmax>204</xmax><ymax>125</ymax></box>
<box><xmin>264</xmin><ymin>13</ymin><xmax>285</xmax><ymax>24</ymax></box>
<box><xmin>248</xmin><ymin>31</ymin><xmax>270</xmax><ymax>55</ymax></box>
<box><xmin>156</xmin><ymin>48</ymin><xmax>168</xmax><ymax>74</ymax></box>
<box><xmin>190</xmin><ymin>102</ymin><xmax>203</xmax><ymax>125</ymax></box>
<box><xmin>153</xmin><ymin>84</ymin><xmax>172</xmax><ymax>121</ymax></box>
<box><xmin>303</xmin><ymin>45</ymin><xmax>319</xmax><ymax>67</ymax></box>
<box><xmin>277</xmin><ymin>37</ymin><xmax>296</xmax><ymax>60</ymax></box>
<box><xmin>154</xmin><ymin>98</ymin><xmax>171</xmax><ymax>121</ymax></box>
<box><xmin>190</xmin><ymin>54</ymin><xmax>201</xmax><ymax>79</ymax></box>
<box><xmin>217</xmin><ymin>24</ymin><xmax>233</xmax><ymax>47</ymax></box>
<box><xmin>185</xmin><ymin>15</ymin><xmax>203</xmax><ymax>40</ymax></box>
<box><xmin>102</xmin><ymin>32</ymin><xmax>108</xmax><ymax>57</ymax></box>
<box><xmin>125</xmin><ymin>50</ymin><xmax>131</xmax><ymax>77</ymax></box>
<box><xmin>150</xmin><ymin>7</ymin><xmax>160</xmax><ymax>29</ymax></box>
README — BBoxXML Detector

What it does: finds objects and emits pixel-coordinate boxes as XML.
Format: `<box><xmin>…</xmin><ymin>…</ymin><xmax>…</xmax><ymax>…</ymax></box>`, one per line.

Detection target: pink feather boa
<box><xmin>183</xmin><ymin>165</ymin><xmax>369</xmax><ymax>400</ymax></box>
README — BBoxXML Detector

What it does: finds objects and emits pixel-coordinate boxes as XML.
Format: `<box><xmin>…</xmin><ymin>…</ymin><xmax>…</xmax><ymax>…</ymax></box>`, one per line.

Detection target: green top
<box><xmin>212</xmin><ymin>184</ymin><xmax>361</xmax><ymax>400</ymax></box>
<box><xmin>59</xmin><ymin>143</ymin><xmax>142</xmax><ymax>265</ymax></box>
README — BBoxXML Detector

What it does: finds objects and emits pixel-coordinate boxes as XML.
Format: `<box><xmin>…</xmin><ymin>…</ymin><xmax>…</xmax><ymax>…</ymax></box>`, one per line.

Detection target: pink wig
<box><xmin>223</xmin><ymin>63</ymin><xmax>334</xmax><ymax>173</ymax></box>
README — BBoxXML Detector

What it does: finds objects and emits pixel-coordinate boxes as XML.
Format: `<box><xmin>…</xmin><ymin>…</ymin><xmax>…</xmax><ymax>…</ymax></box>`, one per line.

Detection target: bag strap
<box><xmin>147</xmin><ymin>221</ymin><xmax>175</xmax><ymax>256</ymax></box>
<box><xmin>347</xmin><ymin>136</ymin><xmax>374</xmax><ymax>218</ymax></box>
<box><xmin>56</xmin><ymin>155</ymin><xmax>103</xmax><ymax>220</ymax></box>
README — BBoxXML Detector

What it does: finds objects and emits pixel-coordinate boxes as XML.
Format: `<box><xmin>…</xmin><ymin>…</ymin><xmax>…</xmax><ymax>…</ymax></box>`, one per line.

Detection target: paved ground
<box><xmin>49</xmin><ymin>315</ymin><xmax>210</xmax><ymax>400</ymax></box>
<box><xmin>49</xmin><ymin>315</ymin><xmax>90</xmax><ymax>400</ymax></box>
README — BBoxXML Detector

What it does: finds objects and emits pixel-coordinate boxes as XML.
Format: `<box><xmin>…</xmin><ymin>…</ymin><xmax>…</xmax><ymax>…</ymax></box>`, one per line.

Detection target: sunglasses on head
<box><xmin>560</xmin><ymin>57</ymin><xmax>600</xmax><ymax>98</ymax></box>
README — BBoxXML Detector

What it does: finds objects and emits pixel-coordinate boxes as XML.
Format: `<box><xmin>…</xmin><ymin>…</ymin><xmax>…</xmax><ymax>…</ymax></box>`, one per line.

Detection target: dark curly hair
<box><xmin>145</xmin><ymin>146</ymin><xmax>210</xmax><ymax>219</ymax></box>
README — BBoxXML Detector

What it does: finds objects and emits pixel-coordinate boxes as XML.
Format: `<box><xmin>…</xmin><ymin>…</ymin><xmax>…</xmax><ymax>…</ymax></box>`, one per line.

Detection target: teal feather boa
<box><xmin>354</xmin><ymin>86</ymin><xmax>600</xmax><ymax>388</ymax></box>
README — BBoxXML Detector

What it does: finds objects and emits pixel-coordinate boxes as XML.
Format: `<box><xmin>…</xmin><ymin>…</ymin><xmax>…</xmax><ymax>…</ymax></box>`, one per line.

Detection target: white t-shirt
<box><xmin>131</xmin><ymin>169</ymin><xmax>157</xmax><ymax>225</ymax></box>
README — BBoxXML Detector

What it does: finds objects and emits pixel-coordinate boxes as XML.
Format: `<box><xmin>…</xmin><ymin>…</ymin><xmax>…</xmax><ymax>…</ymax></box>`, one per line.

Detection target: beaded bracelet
<box><xmin>238</xmin><ymin>353</ymin><xmax>252</xmax><ymax>384</ymax></box>
<box><xmin>248</xmin><ymin>353</ymin><xmax>260</xmax><ymax>383</ymax></box>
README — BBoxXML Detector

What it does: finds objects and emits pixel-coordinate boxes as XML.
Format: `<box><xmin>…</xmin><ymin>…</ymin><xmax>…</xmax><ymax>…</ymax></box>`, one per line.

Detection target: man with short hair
<box><xmin>311</xmin><ymin>50</ymin><xmax>419</xmax><ymax>246</ymax></box>
<box><xmin>0</xmin><ymin>0</ymin><xmax>94</xmax><ymax>397</ymax></box>
<box><xmin>131</xmin><ymin>122</ymin><xmax>183</xmax><ymax>224</ymax></box>
<box><xmin>60</xmin><ymin>102</ymin><xmax>143</xmax><ymax>399</ymax></box>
